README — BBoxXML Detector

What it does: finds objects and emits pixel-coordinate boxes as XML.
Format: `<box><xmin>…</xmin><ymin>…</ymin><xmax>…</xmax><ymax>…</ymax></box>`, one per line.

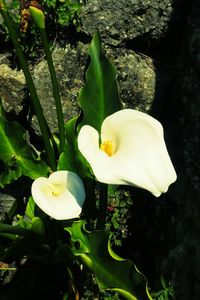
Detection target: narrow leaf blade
<box><xmin>78</xmin><ymin>31</ymin><xmax>122</xmax><ymax>132</ymax></box>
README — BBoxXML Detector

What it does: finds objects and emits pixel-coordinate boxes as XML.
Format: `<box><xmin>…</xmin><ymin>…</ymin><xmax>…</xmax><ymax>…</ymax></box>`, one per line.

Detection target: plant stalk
<box><xmin>0</xmin><ymin>8</ymin><xmax>56</xmax><ymax>171</ymax></box>
<box><xmin>38</xmin><ymin>28</ymin><xmax>65</xmax><ymax>154</ymax></box>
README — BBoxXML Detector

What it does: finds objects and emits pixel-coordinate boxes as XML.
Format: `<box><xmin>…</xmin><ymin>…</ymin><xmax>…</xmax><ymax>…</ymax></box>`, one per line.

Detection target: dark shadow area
<box><xmin>121</xmin><ymin>0</ymin><xmax>193</xmax><ymax>296</ymax></box>
<box><xmin>121</xmin><ymin>187</ymin><xmax>177</xmax><ymax>289</ymax></box>
<box><xmin>0</xmin><ymin>259</ymin><xmax>68</xmax><ymax>300</ymax></box>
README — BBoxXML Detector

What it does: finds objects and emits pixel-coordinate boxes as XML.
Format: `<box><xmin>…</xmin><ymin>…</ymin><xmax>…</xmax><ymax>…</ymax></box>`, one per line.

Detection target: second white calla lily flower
<box><xmin>78</xmin><ymin>109</ymin><xmax>177</xmax><ymax>197</ymax></box>
<box><xmin>31</xmin><ymin>171</ymin><xmax>85</xmax><ymax>220</ymax></box>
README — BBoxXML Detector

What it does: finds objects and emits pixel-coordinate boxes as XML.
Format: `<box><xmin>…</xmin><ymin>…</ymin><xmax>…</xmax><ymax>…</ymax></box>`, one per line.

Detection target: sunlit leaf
<box><xmin>25</xmin><ymin>196</ymin><xmax>36</xmax><ymax>219</ymax></box>
<box><xmin>58</xmin><ymin>117</ymin><xmax>92</xmax><ymax>178</ymax></box>
<box><xmin>78</xmin><ymin>31</ymin><xmax>122</xmax><ymax>133</ymax></box>
<box><xmin>30</xmin><ymin>217</ymin><xmax>45</xmax><ymax>235</ymax></box>
<box><xmin>58</xmin><ymin>117</ymin><xmax>79</xmax><ymax>173</ymax></box>
<box><xmin>0</xmin><ymin>105</ymin><xmax>50</xmax><ymax>186</ymax></box>
<box><xmin>65</xmin><ymin>221</ymin><xmax>152</xmax><ymax>300</ymax></box>
<box><xmin>59</xmin><ymin>32</ymin><xmax>122</xmax><ymax>178</ymax></box>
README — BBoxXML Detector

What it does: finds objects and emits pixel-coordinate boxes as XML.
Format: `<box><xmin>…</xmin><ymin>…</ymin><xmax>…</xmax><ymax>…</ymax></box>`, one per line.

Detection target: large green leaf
<box><xmin>65</xmin><ymin>221</ymin><xmax>152</xmax><ymax>300</ymax></box>
<box><xmin>0</xmin><ymin>108</ymin><xmax>50</xmax><ymax>187</ymax></box>
<box><xmin>59</xmin><ymin>32</ymin><xmax>122</xmax><ymax>177</ymax></box>
<box><xmin>78</xmin><ymin>31</ymin><xmax>122</xmax><ymax>133</ymax></box>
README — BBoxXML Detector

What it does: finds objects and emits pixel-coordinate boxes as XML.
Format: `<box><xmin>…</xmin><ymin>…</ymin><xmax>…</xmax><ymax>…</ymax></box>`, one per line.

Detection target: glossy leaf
<box><xmin>58</xmin><ymin>117</ymin><xmax>78</xmax><ymax>173</ymax></box>
<box><xmin>30</xmin><ymin>217</ymin><xmax>45</xmax><ymax>235</ymax></box>
<box><xmin>65</xmin><ymin>221</ymin><xmax>152</xmax><ymax>300</ymax></box>
<box><xmin>78</xmin><ymin>31</ymin><xmax>122</xmax><ymax>133</ymax></box>
<box><xmin>59</xmin><ymin>32</ymin><xmax>122</xmax><ymax>177</ymax></box>
<box><xmin>0</xmin><ymin>106</ymin><xmax>50</xmax><ymax>187</ymax></box>
<box><xmin>58</xmin><ymin>117</ymin><xmax>92</xmax><ymax>178</ymax></box>
<box><xmin>25</xmin><ymin>196</ymin><xmax>36</xmax><ymax>220</ymax></box>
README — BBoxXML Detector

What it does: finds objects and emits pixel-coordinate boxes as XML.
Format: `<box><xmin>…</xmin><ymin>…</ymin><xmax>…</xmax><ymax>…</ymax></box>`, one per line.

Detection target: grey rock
<box><xmin>0</xmin><ymin>42</ymin><xmax>160</xmax><ymax>134</ymax></box>
<box><xmin>32</xmin><ymin>42</ymin><xmax>166</xmax><ymax>132</ymax></box>
<box><xmin>0</xmin><ymin>192</ymin><xmax>16</xmax><ymax>222</ymax></box>
<box><xmin>32</xmin><ymin>42</ymin><xmax>88</xmax><ymax>133</ymax></box>
<box><xmin>80</xmin><ymin>0</ymin><xmax>173</xmax><ymax>46</ymax></box>
<box><xmin>105</xmin><ymin>46</ymin><xmax>157</xmax><ymax>111</ymax></box>
<box><xmin>0</xmin><ymin>64</ymin><xmax>26</xmax><ymax>115</ymax></box>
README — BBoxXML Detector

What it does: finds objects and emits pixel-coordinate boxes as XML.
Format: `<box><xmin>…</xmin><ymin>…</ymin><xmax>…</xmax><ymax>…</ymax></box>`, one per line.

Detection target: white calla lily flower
<box><xmin>78</xmin><ymin>109</ymin><xmax>177</xmax><ymax>197</ymax></box>
<box><xmin>31</xmin><ymin>171</ymin><xmax>85</xmax><ymax>220</ymax></box>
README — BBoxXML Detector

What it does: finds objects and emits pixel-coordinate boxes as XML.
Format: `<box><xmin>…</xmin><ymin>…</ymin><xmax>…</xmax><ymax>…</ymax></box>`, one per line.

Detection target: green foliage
<box><xmin>59</xmin><ymin>31</ymin><xmax>122</xmax><ymax>178</ymax></box>
<box><xmin>0</xmin><ymin>0</ymin><xmax>20</xmax><ymax>49</ymax></box>
<box><xmin>0</xmin><ymin>196</ymin><xmax>46</xmax><ymax>262</ymax></box>
<box><xmin>16</xmin><ymin>196</ymin><xmax>45</xmax><ymax>235</ymax></box>
<box><xmin>0</xmin><ymin>103</ymin><xmax>50</xmax><ymax>187</ymax></box>
<box><xmin>0</xmin><ymin>0</ymin><xmax>83</xmax><ymax>60</ymax></box>
<box><xmin>105</xmin><ymin>188</ymin><xmax>133</xmax><ymax>246</ymax></box>
<box><xmin>8</xmin><ymin>0</ymin><xmax>82</xmax><ymax>27</ymax></box>
<box><xmin>78</xmin><ymin>31</ymin><xmax>123</xmax><ymax>133</ymax></box>
<box><xmin>25</xmin><ymin>196</ymin><xmax>36</xmax><ymax>219</ymax></box>
<box><xmin>0</xmin><ymin>11</ymin><xmax>163</xmax><ymax>299</ymax></box>
<box><xmin>66</xmin><ymin>221</ymin><xmax>152</xmax><ymax>300</ymax></box>
<box><xmin>17</xmin><ymin>215</ymin><xmax>45</xmax><ymax>235</ymax></box>
<box><xmin>101</xmin><ymin>291</ymin><xmax>121</xmax><ymax>300</ymax></box>
<box><xmin>0</xmin><ymin>221</ymin><xmax>45</xmax><ymax>261</ymax></box>
<box><xmin>38</xmin><ymin>0</ymin><xmax>82</xmax><ymax>28</ymax></box>
<box><xmin>46</xmin><ymin>0</ymin><xmax>82</xmax><ymax>27</ymax></box>
<box><xmin>151</xmin><ymin>276</ymin><xmax>175</xmax><ymax>300</ymax></box>
<box><xmin>58</xmin><ymin>116</ymin><xmax>93</xmax><ymax>181</ymax></box>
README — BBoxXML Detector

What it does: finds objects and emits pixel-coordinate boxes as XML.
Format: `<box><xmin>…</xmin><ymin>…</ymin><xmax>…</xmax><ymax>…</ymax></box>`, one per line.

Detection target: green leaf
<box><xmin>30</xmin><ymin>217</ymin><xmax>45</xmax><ymax>235</ymax></box>
<box><xmin>25</xmin><ymin>196</ymin><xmax>36</xmax><ymax>219</ymax></box>
<box><xmin>58</xmin><ymin>36</ymin><xmax>116</xmax><ymax>221</ymax></box>
<box><xmin>58</xmin><ymin>117</ymin><xmax>92</xmax><ymax>178</ymax></box>
<box><xmin>65</xmin><ymin>221</ymin><xmax>152</xmax><ymax>300</ymax></box>
<box><xmin>0</xmin><ymin>222</ymin><xmax>42</xmax><ymax>238</ymax></box>
<box><xmin>0</xmin><ymin>107</ymin><xmax>50</xmax><ymax>186</ymax></box>
<box><xmin>59</xmin><ymin>32</ymin><xmax>122</xmax><ymax>177</ymax></box>
<box><xmin>78</xmin><ymin>31</ymin><xmax>122</xmax><ymax>133</ymax></box>
<box><xmin>0</xmin><ymin>222</ymin><xmax>45</xmax><ymax>261</ymax></box>
<box><xmin>57</xmin><ymin>118</ymin><xmax>78</xmax><ymax>173</ymax></box>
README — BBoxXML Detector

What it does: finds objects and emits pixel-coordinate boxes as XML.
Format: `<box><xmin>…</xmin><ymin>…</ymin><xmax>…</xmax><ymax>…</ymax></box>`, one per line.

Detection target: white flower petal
<box><xmin>78</xmin><ymin>125</ymin><xmax>124</xmax><ymax>184</ymax></box>
<box><xmin>78</xmin><ymin>109</ymin><xmax>177</xmax><ymax>197</ymax></box>
<box><xmin>31</xmin><ymin>171</ymin><xmax>85</xmax><ymax>220</ymax></box>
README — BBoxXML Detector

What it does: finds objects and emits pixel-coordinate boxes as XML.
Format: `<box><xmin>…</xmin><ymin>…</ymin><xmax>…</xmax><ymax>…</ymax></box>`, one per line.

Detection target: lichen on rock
<box><xmin>0</xmin><ymin>64</ymin><xmax>26</xmax><ymax>115</ymax></box>
<box><xmin>80</xmin><ymin>0</ymin><xmax>173</xmax><ymax>46</ymax></box>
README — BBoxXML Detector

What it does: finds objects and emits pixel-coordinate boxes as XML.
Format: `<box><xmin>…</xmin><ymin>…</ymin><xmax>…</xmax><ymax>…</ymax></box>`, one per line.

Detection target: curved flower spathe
<box><xmin>31</xmin><ymin>171</ymin><xmax>86</xmax><ymax>220</ymax></box>
<box><xmin>78</xmin><ymin>109</ymin><xmax>177</xmax><ymax>197</ymax></box>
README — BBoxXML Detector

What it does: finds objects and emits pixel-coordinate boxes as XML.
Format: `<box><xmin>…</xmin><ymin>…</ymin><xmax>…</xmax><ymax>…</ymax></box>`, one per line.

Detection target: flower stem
<box><xmin>0</xmin><ymin>8</ymin><xmax>56</xmax><ymax>171</ymax></box>
<box><xmin>38</xmin><ymin>28</ymin><xmax>65</xmax><ymax>154</ymax></box>
<box><xmin>28</xmin><ymin>5</ymin><xmax>65</xmax><ymax>154</ymax></box>
<box><xmin>96</xmin><ymin>183</ymin><xmax>108</xmax><ymax>229</ymax></box>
